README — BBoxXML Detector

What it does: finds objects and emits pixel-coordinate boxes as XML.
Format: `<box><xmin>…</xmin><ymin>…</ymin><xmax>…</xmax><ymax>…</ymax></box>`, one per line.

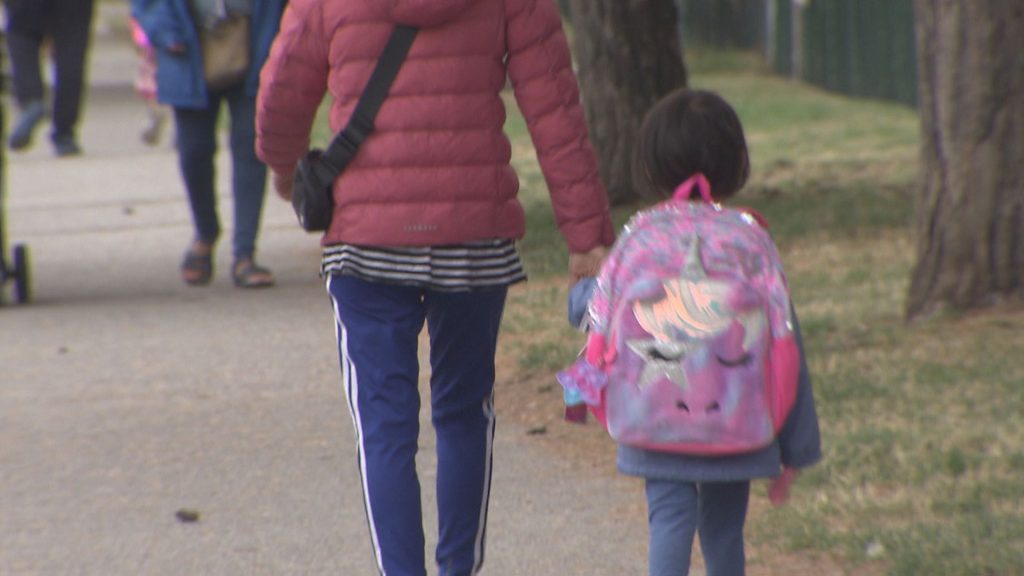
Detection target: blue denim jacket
<box><xmin>131</xmin><ymin>0</ymin><xmax>286</xmax><ymax>108</ymax></box>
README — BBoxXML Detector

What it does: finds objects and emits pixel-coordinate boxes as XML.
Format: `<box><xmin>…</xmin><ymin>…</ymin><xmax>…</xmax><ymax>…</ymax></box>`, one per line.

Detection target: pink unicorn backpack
<box><xmin>557</xmin><ymin>174</ymin><xmax>800</xmax><ymax>455</ymax></box>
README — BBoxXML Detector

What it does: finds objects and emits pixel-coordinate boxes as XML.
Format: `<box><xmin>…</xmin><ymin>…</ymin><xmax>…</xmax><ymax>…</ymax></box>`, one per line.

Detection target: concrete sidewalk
<box><xmin>0</xmin><ymin>8</ymin><xmax>648</xmax><ymax>575</ymax></box>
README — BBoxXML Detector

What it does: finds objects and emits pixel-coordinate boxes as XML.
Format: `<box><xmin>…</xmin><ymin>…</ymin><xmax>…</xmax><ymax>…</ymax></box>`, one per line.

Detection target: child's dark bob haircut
<box><xmin>633</xmin><ymin>88</ymin><xmax>750</xmax><ymax>202</ymax></box>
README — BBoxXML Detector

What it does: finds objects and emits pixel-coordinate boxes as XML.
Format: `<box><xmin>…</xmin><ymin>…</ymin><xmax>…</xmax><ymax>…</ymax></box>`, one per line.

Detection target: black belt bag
<box><xmin>291</xmin><ymin>25</ymin><xmax>418</xmax><ymax>232</ymax></box>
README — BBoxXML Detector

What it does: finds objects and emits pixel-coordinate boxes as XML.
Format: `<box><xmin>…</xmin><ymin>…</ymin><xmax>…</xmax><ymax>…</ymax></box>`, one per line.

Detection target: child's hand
<box><xmin>768</xmin><ymin>467</ymin><xmax>799</xmax><ymax>506</ymax></box>
<box><xmin>569</xmin><ymin>246</ymin><xmax>608</xmax><ymax>283</ymax></box>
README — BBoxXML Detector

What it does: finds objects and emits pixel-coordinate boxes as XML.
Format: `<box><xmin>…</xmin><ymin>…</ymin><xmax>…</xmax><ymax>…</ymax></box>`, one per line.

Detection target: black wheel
<box><xmin>13</xmin><ymin>243</ymin><xmax>30</xmax><ymax>304</ymax></box>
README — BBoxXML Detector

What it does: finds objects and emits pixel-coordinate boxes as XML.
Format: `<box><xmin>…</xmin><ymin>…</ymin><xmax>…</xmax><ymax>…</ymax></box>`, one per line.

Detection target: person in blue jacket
<box><xmin>131</xmin><ymin>0</ymin><xmax>286</xmax><ymax>288</ymax></box>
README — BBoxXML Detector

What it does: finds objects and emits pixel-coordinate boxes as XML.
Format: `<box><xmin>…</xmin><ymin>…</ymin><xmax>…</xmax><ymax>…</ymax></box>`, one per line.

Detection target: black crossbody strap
<box><xmin>321</xmin><ymin>25</ymin><xmax>418</xmax><ymax>173</ymax></box>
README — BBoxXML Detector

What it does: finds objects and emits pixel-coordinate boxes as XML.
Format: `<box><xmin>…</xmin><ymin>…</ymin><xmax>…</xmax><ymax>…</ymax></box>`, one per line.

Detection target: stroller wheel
<box><xmin>13</xmin><ymin>244</ymin><xmax>30</xmax><ymax>304</ymax></box>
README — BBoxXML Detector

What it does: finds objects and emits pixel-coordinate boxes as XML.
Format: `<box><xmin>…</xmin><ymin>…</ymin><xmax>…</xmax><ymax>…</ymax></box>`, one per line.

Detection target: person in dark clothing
<box><xmin>4</xmin><ymin>0</ymin><xmax>95</xmax><ymax>156</ymax></box>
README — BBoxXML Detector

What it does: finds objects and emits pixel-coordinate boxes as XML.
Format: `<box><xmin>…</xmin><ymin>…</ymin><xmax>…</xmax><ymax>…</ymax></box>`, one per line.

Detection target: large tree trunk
<box><xmin>567</xmin><ymin>0</ymin><xmax>687</xmax><ymax>205</ymax></box>
<box><xmin>907</xmin><ymin>0</ymin><xmax>1024</xmax><ymax>320</ymax></box>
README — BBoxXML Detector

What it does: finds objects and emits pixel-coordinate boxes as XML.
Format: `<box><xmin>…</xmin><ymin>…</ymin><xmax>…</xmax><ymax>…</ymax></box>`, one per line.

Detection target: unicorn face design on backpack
<box><xmin>628</xmin><ymin>237</ymin><xmax>766</xmax><ymax>392</ymax></box>
<box><xmin>607</xmin><ymin>235</ymin><xmax>776</xmax><ymax>453</ymax></box>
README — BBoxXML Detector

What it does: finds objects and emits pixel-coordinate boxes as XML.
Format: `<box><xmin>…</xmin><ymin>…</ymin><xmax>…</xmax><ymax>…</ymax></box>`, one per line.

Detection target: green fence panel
<box><xmin>564</xmin><ymin>0</ymin><xmax>918</xmax><ymax>107</ymax></box>
<box><xmin>825</xmin><ymin>0</ymin><xmax>842</xmax><ymax>92</ymax></box>
<box><xmin>557</xmin><ymin>0</ymin><xmax>571</xmax><ymax>18</ymax></box>
<box><xmin>677</xmin><ymin>0</ymin><xmax>765</xmax><ymax>49</ymax></box>
<box><xmin>858</xmin><ymin>0</ymin><xmax>880</xmax><ymax>99</ymax></box>
<box><xmin>848</xmin><ymin>0</ymin><xmax>870</xmax><ymax>96</ymax></box>
<box><xmin>873</xmin><ymin>0</ymin><xmax>898</xmax><ymax>101</ymax></box>
<box><xmin>804</xmin><ymin>1</ymin><xmax>827</xmax><ymax>87</ymax></box>
<box><xmin>773</xmin><ymin>0</ymin><xmax>793</xmax><ymax>75</ymax></box>
<box><xmin>796</xmin><ymin>0</ymin><xmax>916</xmax><ymax>107</ymax></box>
<box><xmin>891</xmin><ymin>0</ymin><xmax>918</xmax><ymax>105</ymax></box>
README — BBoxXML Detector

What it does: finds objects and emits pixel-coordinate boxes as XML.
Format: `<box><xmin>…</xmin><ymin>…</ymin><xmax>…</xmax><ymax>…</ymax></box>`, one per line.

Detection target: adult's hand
<box><xmin>568</xmin><ymin>245</ymin><xmax>609</xmax><ymax>283</ymax></box>
<box><xmin>272</xmin><ymin>170</ymin><xmax>294</xmax><ymax>201</ymax></box>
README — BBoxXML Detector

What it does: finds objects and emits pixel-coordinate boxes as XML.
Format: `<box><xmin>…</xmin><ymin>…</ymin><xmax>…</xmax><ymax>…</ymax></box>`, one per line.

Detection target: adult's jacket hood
<box><xmin>366</xmin><ymin>0</ymin><xmax>480</xmax><ymax>28</ymax></box>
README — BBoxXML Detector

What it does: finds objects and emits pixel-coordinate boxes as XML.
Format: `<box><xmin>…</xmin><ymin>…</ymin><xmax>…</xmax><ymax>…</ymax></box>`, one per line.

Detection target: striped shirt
<box><xmin>321</xmin><ymin>239</ymin><xmax>527</xmax><ymax>292</ymax></box>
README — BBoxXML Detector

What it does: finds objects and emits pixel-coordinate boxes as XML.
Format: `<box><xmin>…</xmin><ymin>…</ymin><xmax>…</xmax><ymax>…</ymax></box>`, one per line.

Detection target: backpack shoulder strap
<box><xmin>672</xmin><ymin>173</ymin><xmax>772</xmax><ymax>231</ymax></box>
<box><xmin>672</xmin><ymin>173</ymin><xmax>714</xmax><ymax>203</ymax></box>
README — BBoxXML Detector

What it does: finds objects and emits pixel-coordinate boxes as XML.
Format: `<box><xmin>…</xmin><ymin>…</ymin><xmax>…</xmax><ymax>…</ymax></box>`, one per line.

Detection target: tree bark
<box><xmin>567</xmin><ymin>0</ymin><xmax>687</xmax><ymax>205</ymax></box>
<box><xmin>907</xmin><ymin>0</ymin><xmax>1024</xmax><ymax>320</ymax></box>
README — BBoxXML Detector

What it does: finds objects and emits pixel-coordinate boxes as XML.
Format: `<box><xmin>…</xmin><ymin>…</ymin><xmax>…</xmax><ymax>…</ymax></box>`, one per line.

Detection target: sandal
<box><xmin>181</xmin><ymin>246</ymin><xmax>214</xmax><ymax>286</ymax></box>
<box><xmin>232</xmin><ymin>259</ymin><xmax>275</xmax><ymax>289</ymax></box>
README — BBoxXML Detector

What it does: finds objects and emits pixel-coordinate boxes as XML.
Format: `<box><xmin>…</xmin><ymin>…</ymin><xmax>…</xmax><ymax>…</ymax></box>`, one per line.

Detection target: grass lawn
<box><xmin>499</xmin><ymin>50</ymin><xmax>1024</xmax><ymax>576</ymax></box>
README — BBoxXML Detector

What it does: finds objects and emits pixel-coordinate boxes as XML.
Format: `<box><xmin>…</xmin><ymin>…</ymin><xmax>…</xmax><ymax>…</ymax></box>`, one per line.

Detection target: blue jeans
<box><xmin>646</xmin><ymin>479</ymin><xmax>750</xmax><ymax>576</ymax></box>
<box><xmin>327</xmin><ymin>274</ymin><xmax>507</xmax><ymax>576</ymax></box>
<box><xmin>173</xmin><ymin>85</ymin><xmax>267</xmax><ymax>260</ymax></box>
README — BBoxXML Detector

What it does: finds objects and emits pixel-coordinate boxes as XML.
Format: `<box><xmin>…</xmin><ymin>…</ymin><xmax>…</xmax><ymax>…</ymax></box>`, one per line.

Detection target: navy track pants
<box><xmin>327</xmin><ymin>274</ymin><xmax>506</xmax><ymax>576</ymax></box>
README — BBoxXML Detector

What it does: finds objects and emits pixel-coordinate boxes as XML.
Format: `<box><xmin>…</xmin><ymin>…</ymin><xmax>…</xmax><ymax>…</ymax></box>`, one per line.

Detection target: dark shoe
<box><xmin>52</xmin><ymin>134</ymin><xmax>82</xmax><ymax>157</ymax></box>
<box><xmin>8</xmin><ymin>100</ymin><xmax>45</xmax><ymax>151</ymax></box>
<box><xmin>232</xmin><ymin>259</ymin><xmax>275</xmax><ymax>289</ymax></box>
<box><xmin>181</xmin><ymin>245</ymin><xmax>214</xmax><ymax>286</ymax></box>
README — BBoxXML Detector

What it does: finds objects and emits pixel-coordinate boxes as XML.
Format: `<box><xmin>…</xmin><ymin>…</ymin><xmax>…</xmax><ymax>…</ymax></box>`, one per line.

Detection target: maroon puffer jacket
<box><xmin>255</xmin><ymin>0</ymin><xmax>614</xmax><ymax>252</ymax></box>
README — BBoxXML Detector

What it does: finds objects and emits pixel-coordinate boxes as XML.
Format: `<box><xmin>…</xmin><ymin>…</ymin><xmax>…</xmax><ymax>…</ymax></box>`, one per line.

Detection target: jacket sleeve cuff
<box><xmin>563</xmin><ymin>211</ymin><xmax>616</xmax><ymax>253</ymax></box>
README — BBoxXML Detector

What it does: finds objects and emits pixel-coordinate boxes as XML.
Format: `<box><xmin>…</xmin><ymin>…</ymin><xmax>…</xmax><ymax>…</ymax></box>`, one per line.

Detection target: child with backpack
<box><xmin>128</xmin><ymin>16</ymin><xmax>169</xmax><ymax>146</ymax></box>
<box><xmin>558</xmin><ymin>88</ymin><xmax>822</xmax><ymax>576</ymax></box>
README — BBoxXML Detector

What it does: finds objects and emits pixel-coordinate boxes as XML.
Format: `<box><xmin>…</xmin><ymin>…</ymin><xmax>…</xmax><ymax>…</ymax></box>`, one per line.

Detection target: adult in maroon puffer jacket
<box><xmin>256</xmin><ymin>1</ymin><xmax>613</xmax><ymax>574</ymax></box>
